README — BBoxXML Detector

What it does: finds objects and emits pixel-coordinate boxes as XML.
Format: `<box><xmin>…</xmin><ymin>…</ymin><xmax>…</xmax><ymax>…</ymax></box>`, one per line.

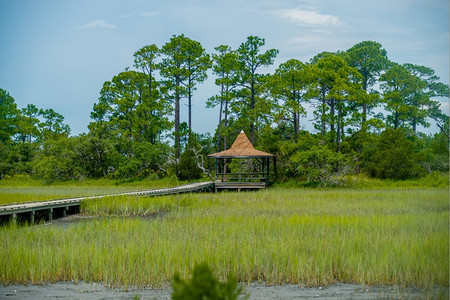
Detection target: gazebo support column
<box><xmin>215</xmin><ymin>159</ymin><xmax>219</xmax><ymax>181</ymax></box>
<box><xmin>273</xmin><ymin>157</ymin><xmax>277</xmax><ymax>180</ymax></box>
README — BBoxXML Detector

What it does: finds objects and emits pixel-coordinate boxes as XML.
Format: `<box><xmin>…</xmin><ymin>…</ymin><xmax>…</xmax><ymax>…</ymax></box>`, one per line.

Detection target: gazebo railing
<box><xmin>215</xmin><ymin>172</ymin><xmax>268</xmax><ymax>183</ymax></box>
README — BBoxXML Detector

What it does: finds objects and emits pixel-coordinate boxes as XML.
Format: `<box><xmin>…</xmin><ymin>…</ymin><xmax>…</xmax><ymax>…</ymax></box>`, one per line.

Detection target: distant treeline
<box><xmin>1</xmin><ymin>36</ymin><xmax>449</xmax><ymax>183</ymax></box>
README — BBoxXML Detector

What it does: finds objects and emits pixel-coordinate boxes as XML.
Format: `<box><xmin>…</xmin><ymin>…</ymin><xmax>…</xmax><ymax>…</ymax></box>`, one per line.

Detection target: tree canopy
<box><xmin>1</xmin><ymin>36</ymin><xmax>448</xmax><ymax>182</ymax></box>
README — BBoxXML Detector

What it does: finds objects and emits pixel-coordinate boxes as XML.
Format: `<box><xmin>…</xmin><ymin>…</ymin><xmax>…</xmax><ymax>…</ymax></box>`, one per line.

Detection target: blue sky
<box><xmin>0</xmin><ymin>0</ymin><xmax>448</xmax><ymax>136</ymax></box>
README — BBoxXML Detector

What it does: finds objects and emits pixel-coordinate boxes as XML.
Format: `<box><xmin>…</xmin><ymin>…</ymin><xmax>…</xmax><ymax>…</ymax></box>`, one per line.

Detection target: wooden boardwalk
<box><xmin>0</xmin><ymin>181</ymin><xmax>214</xmax><ymax>224</ymax></box>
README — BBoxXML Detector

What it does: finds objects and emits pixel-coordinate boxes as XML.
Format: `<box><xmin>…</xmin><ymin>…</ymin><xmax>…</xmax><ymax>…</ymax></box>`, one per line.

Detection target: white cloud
<box><xmin>76</xmin><ymin>20</ymin><xmax>117</xmax><ymax>30</ymax></box>
<box><xmin>275</xmin><ymin>8</ymin><xmax>340</xmax><ymax>26</ymax></box>
<box><xmin>439</xmin><ymin>101</ymin><xmax>450</xmax><ymax>116</ymax></box>
<box><xmin>140</xmin><ymin>11</ymin><xmax>159</xmax><ymax>17</ymax></box>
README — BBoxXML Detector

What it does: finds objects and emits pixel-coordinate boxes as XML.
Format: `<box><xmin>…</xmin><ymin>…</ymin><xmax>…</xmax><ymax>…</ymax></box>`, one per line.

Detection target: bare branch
<box><xmin>191</xmin><ymin>145</ymin><xmax>214</xmax><ymax>180</ymax></box>
<box><xmin>157</xmin><ymin>152</ymin><xmax>179</xmax><ymax>174</ymax></box>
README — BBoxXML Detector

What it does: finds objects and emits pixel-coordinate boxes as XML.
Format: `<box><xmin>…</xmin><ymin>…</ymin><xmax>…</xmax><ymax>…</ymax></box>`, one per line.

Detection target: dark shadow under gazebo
<box><xmin>208</xmin><ymin>131</ymin><xmax>276</xmax><ymax>192</ymax></box>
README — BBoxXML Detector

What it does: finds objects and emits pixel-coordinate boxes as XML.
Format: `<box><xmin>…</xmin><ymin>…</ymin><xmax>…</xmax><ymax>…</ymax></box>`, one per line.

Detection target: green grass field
<box><xmin>0</xmin><ymin>185</ymin><xmax>448</xmax><ymax>295</ymax></box>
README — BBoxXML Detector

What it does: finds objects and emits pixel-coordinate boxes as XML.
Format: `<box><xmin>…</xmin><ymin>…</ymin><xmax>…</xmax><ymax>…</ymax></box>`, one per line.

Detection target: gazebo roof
<box><xmin>208</xmin><ymin>131</ymin><xmax>274</xmax><ymax>158</ymax></box>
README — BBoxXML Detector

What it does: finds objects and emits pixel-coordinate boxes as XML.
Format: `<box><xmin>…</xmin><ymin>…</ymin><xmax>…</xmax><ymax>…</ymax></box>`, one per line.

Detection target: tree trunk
<box><xmin>412</xmin><ymin>100</ymin><xmax>417</xmax><ymax>134</ymax></box>
<box><xmin>337</xmin><ymin>99</ymin><xmax>341</xmax><ymax>152</ymax></box>
<box><xmin>293</xmin><ymin>111</ymin><xmax>299</xmax><ymax>137</ymax></box>
<box><xmin>329</xmin><ymin>98</ymin><xmax>336</xmax><ymax>145</ymax></box>
<box><xmin>250</xmin><ymin>76</ymin><xmax>255</xmax><ymax>144</ymax></box>
<box><xmin>223</xmin><ymin>86</ymin><xmax>230</xmax><ymax>176</ymax></box>
<box><xmin>295</xmin><ymin>95</ymin><xmax>301</xmax><ymax>137</ymax></box>
<box><xmin>217</xmin><ymin>84</ymin><xmax>224</xmax><ymax>152</ymax></box>
<box><xmin>188</xmin><ymin>77</ymin><xmax>192</xmax><ymax>133</ymax></box>
<box><xmin>175</xmin><ymin>76</ymin><xmax>181</xmax><ymax>158</ymax></box>
<box><xmin>147</xmin><ymin>70</ymin><xmax>152</xmax><ymax>99</ymax></box>
<box><xmin>148</xmin><ymin>70</ymin><xmax>154</xmax><ymax>144</ymax></box>
<box><xmin>362</xmin><ymin>80</ymin><xmax>368</xmax><ymax>126</ymax></box>
<box><xmin>362</xmin><ymin>104</ymin><xmax>367</xmax><ymax>128</ymax></box>
<box><xmin>394</xmin><ymin>111</ymin><xmax>399</xmax><ymax>129</ymax></box>
<box><xmin>321</xmin><ymin>90</ymin><xmax>326</xmax><ymax>136</ymax></box>
<box><xmin>224</xmin><ymin>91</ymin><xmax>229</xmax><ymax>151</ymax></box>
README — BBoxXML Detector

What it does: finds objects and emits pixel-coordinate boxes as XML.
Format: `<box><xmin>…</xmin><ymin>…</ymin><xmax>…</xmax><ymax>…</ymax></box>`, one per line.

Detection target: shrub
<box><xmin>172</xmin><ymin>263</ymin><xmax>245</xmax><ymax>300</ymax></box>
<box><xmin>364</xmin><ymin>128</ymin><xmax>425</xmax><ymax>179</ymax></box>
<box><xmin>175</xmin><ymin>135</ymin><xmax>202</xmax><ymax>181</ymax></box>
<box><xmin>32</xmin><ymin>137</ymin><xmax>86</xmax><ymax>181</ymax></box>
<box><xmin>278</xmin><ymin>133</ymin><xmax>351</xmax><ymax>184</ymax></box>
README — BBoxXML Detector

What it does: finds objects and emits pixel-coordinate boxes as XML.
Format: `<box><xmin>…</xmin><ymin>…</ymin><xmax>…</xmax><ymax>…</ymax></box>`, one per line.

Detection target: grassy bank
<box><xmin>0</xmin><ymin>188</ymin><xmax>448</xmax><ymax>292</ymax></box>
<box><xmin>274</xmin><ymin>172</ymin><xmax>449</xmax><ymax>189</ymax></box>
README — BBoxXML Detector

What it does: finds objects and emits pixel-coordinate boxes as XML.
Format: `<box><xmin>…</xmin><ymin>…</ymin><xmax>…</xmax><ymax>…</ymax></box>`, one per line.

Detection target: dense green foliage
<box><xmin>172</xmin><ymin>262</ymin><xmax>244</xmax><ymax>300</ymax></box>
<box><xmin>1</xmin><ymin>37</ymin><xmax>448</xmax><ymax>183</ymax></box>
<box><xmin>175</xmin><ymin>135</ymin><xmax>203</xmax><ymax>181</ymax></box>
<box><xmin>364</xmin><ymin>128</ymin><xmax>424</xmax><ymax>179</ymax></box>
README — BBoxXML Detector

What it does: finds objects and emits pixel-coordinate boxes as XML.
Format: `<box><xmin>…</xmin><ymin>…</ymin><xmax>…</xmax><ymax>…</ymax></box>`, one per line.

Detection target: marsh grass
<box><xmin>275</xmin><ymin>172</ymin><xmax>449</xmax><ymax>189</ymax></box>
<box><xmin>0</xmin><ymin>188</ymin><xmax>448</xmax><ymax>293</ymax></box>
<box><xmin>80</xmin><ymin>194</ymin><xmax>181</xmax><ymax>216</ymax></box>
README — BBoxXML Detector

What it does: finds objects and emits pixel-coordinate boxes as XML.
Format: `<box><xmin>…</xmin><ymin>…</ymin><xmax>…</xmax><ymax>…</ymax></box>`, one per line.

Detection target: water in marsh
<box><xmin>35</xmin><ymin>212</ymin><xmax>164</xmax><ymax>227</ymax></box>
<box><xmin>0</xmin><ymin>281</ymin><xmax>443</xmax><ymax>299</ymax></box>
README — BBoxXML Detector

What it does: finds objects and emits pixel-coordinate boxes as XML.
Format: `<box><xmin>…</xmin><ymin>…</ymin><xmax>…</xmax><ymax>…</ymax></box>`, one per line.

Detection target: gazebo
<box><xmin>208</xmin><ymin>131</ymin><xmax>276</xmax><ymax>191</ymax></box>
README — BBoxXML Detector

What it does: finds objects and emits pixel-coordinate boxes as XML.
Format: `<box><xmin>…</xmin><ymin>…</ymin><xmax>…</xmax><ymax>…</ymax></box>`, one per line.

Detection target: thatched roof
<box><xmin>208</xmin><ymin>131</ymin><xmax>274</xmax><ymax>158</ymax></box>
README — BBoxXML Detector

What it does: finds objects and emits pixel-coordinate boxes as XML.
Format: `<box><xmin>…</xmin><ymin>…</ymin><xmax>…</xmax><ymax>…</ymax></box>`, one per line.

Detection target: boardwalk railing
<box><xmin>215</xmin><ymin>172</ymin><xmax>268</xmax><ymax>182</ymax></box>
<box><xmin>0</xmin><ymin>181</ymin><xmax>215</xmax><ymax>224</ymax></box>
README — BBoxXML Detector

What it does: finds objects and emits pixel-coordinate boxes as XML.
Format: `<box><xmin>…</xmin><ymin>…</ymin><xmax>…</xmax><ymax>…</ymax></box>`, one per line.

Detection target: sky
<box><xmin>0</xmin><ymin>0</ymin><xmax>448</xmax><ymax>136</ymax></box>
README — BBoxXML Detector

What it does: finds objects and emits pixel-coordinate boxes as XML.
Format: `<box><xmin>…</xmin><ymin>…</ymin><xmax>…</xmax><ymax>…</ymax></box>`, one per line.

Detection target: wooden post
<box><xmin>273</xmin><ymin>157</ymin><xmax>277</xmax><ymax>181</ymax></box>
<box><xmin>63</xmin><ymin>206</ymin><xmax>68</xmax><ymax>217</ymax></box>
<box><xmin>261</xmin><ymin>158</ymin><xmax>265</xmax><ymax>182</ymax></box>
<box><xmin>12</xmin><ymin>213</ymin><xmax>17</xmax><ymax>225</ymax></box>
<box><xmin>30</xmin><ymin>210</ymin><xmax>35</xmax><ymax>224</ymax></box>
<box><xmin>215</xmin><ymin>159</ymin><xmax>218</xmax><ymax>181</ymax></box>
<box><xmin>224</xmin><ymin>158</ymin><xmax>228</xmax><ymax>181</ymax></box>
<box><xmin>48</xmin><ymin>208</ymin><xmax>53</xmax><ymax>221</ymax></box>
